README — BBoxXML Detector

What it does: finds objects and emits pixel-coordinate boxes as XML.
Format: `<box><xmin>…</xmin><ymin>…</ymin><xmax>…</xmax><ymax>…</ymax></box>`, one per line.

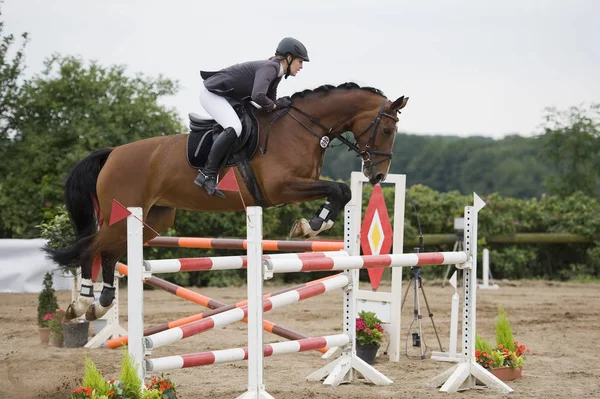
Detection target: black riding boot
<box><xmin>194</xmin><ymin>127</ymin><xmax>238</xmax><ymax>198</ymax></box>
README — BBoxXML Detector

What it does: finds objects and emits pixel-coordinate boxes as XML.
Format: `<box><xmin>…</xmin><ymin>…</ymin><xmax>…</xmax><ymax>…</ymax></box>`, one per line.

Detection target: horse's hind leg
<box><xmin>84</xmin><ymin>205</ymin><xmax>176</xmax><ymax>320</ymax></box>
<box><xmin>65</xmin><ymin>253</ymin><xmax>96</xmax><ymax>320</ymax></box>
<box><xmin>84</xmin><ymin>247</ymin><xmax>126</xmax><ymax>321</ymax></box>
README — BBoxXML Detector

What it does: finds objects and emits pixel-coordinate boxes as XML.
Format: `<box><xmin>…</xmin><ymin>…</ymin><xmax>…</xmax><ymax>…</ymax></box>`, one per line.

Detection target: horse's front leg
<box><xmin>279</xmin><ymin>179</ymin><xmax>352</xmax><ymax>239</ymax></box>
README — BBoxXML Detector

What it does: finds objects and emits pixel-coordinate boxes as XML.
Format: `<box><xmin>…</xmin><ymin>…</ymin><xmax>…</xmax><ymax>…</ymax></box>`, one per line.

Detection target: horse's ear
<box><xmin>390</xmin><ymin>96</ymin><xmax>409</xmax><ymax>111</ymax></box>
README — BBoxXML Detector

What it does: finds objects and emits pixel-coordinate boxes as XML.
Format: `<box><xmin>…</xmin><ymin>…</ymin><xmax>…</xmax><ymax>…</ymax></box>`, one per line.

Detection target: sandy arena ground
<box><xmin>1</xmin><ymin>279</ymin><xmax>599</xmax><ymax>399</ymax></box>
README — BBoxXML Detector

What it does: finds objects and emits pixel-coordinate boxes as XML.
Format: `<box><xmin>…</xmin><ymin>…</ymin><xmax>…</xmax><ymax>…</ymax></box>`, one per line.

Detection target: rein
<box><xmin>286</xmin><ymin>100</ymin><xmax>398</xmax><ymax>165</ymax></box>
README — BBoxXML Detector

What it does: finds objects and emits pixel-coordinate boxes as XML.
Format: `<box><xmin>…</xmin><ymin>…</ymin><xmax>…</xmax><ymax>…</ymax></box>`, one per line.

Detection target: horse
<box><xmin>45</xmin><ymin>82</ymin><xmax>408</xmax><ymax>321</ymax></box>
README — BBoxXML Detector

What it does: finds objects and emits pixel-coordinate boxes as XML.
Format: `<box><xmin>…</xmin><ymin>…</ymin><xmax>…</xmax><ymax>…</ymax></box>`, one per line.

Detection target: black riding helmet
<box><xmin>275</xmin><ymin>37</ymin><xmax>309</xmax><ymax>79</ymax></box>
<box><xmin>275</xmin><ymin>37</ymin><xmax>310</xmax><ymax>61</ymax></box>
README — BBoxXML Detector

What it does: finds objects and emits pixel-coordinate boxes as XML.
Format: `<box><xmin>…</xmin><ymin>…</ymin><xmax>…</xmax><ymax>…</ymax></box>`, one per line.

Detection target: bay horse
<box><xmin>46</xmin><ymin>82</ymin><xmax>408</xmax><ymax>321</ymax></box>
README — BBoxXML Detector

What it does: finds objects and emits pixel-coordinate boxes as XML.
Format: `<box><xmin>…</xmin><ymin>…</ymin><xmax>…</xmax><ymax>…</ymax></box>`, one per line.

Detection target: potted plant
<box><xmin>68</xmin><ymin>353</ymin><xmax>179</xmax><ymax>398</ymax></box>
<box><xmin>475</xmin><ymin>307</ymin><xmax>530</xmax><ymax>381</ymax></box>
<box><xmin>63</xmin><ymin>317</ymin><xmax>90</xmax><ymax>348</ymax></box>
<box><xmin>37</xmin><ymin>272</ymin><xmax>59</xmax><ymax>344</ymax></box>
<box><xmin>48</xmin><ymin>309</ymin><xmax>65</xmax><ymax>347</ymax></box>
<box><xmin>355</xmin><ymin>310</ymin><xmax>385</xmax><ymax>365</ymax></box>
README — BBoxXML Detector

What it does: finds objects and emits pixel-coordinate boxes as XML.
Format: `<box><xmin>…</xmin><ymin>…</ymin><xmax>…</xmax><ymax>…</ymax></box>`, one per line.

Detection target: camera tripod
<box><xmin>401</xmin><ymin>264</ymin><xmax>443</xmax><ymax>359</ymax></box>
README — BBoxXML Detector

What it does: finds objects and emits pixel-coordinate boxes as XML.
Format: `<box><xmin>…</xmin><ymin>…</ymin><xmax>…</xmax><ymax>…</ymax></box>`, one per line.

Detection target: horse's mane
<box><xmin>290</xmin><ymin>82</ymin><xmax>385</xmax><ymax>99</ymax></box>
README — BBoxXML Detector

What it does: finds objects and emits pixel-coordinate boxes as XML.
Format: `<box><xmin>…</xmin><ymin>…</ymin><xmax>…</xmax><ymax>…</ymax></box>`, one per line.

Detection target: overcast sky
<box><xmin>4</xmin><ymin>0</ymin><xmax>599</xmax><ymax>138</ymax></box>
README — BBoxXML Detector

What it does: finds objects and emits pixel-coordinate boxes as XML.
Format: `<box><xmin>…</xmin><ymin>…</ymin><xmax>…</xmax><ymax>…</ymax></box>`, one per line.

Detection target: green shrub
<box><xmin>37</xmin><ymin>272</ymin><xmax>59</xmax><ymax>327</ymax></box>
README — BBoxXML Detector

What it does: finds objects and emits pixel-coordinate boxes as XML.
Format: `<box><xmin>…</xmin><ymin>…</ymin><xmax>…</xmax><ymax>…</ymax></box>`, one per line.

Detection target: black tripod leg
<box><xmin>418</xmin><ymin>276</ymin><xmax>444</xmax><ymax>351</ymax></box>
<box><xmin>401</xmin><ymin>277</ymin><xmax>413</xmax><ymax>310</ymax></box>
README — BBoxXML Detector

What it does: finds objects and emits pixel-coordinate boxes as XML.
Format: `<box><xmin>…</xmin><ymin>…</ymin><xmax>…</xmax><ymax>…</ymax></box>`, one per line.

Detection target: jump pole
<box><xmin>106</xmin><ymin>263</ymin><xmax>336</xmax><ymax>353</ymax></box>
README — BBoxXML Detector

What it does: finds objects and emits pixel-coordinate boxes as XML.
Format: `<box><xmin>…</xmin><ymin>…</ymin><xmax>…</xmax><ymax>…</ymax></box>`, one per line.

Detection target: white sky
<box><xmin>4</xmin><ymin>0</ymin><xmax>599</xmax><ymax>138</ymax></box>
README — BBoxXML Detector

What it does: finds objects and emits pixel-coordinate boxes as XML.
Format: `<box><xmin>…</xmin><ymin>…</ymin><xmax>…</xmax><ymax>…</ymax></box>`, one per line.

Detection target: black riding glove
<box><xmin>273</xmin><ymin>97</ymin><xmax>292</xmax><ymax>111</ymax></box>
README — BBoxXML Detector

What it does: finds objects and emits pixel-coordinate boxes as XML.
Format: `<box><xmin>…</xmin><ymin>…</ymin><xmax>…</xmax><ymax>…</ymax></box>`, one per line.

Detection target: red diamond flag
<box><xmin>109</xmin><ymin>199</ymin><xmax>132</xmax><ymax>226</ymax></box>
<box><xmin>217</xmin><ymin>169</ymin><xmax>239</xmax><ymax>192</ymax></box>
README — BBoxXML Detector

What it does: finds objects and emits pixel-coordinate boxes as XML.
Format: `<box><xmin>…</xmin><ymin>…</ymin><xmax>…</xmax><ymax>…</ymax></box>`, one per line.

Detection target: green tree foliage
<box><xmin>0</xmin><ymin>55</ymin><xmax>185</xmax><ymax>236</ymax></box>
<box><xmin>539</xmin><ymin>104</ymin><xmax>600</xmax><ymax>197</ymax></box>
<box><xmin>0</xmin><ymin>4</ymin><xmax>28</xmax><ymax>237</ymax></box>
<box><xmin>0</xmin><ymin>2</ymin><xmax>28</xmax><ymax>147</ymax></box>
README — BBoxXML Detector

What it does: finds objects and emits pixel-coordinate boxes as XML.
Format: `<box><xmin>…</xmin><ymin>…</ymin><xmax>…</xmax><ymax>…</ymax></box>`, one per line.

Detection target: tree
<box><xmin>540</xmin><ymin>104</ymin><xmax>600</xmax><ymax>197</ymax></box>
<box><xmin>0</xmin><ymin>55</ymin><xmax>185</xmax><ymax>237</ymax></box>
<box><xmin>0</xmin><ymin>3</ymin><xmax>28</xmax><ymax>142</ymax></box>
<box><xmin>0</xmin><ymin>4</ymin><xmax>29</xmax><ymax>237</ymax></box>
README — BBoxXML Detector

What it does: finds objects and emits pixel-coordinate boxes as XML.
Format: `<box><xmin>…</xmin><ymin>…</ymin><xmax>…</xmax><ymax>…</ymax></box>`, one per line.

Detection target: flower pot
<box><xmin>49</xmin><ymin>335</ymin><xmax>64</xmax><ymax>347</ymax></box>
<box><xmin>356</xmin><ymin>342</ymin><xmax>380</xmax><ymax>365</ymax></box>
<box><xmin>39</xmin><ymin>327</ymin><xmax>51</xmax><ymax>344</ymax></box>
<box><xmin>491</xmin><ymin>366</ymin><xmax>522</xmax><ymax>381</ymax></box>
<box><xmin>63</xmin><ymin>321</ymin><xmax>90</xmax><ymax>348</ymax></box>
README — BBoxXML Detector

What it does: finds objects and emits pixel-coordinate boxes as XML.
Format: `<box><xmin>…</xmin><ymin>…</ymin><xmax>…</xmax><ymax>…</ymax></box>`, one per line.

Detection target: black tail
<box><xmin>44</xmin><ymin>148</ymin><xmax>114</xmax><ymax>268</ymax></box>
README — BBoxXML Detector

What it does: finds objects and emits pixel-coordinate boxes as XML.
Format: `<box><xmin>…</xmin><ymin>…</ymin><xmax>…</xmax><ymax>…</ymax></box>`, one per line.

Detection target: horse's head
<box><xmin>348</xmin><ymin>92</ymin><xmax>409</xmax><ymax>184</ymax></box>
<box><xmin>285</xmin><ymin>83</ymin><xmax>408</xmax><ymax>185</ymax></box>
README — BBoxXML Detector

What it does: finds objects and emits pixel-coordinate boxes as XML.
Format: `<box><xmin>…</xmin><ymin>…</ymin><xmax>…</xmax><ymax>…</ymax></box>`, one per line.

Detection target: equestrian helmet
<box><xmin>275</xmin><ymin>37</ymin><xmax>310</xmax><ymax>62</ymax></box>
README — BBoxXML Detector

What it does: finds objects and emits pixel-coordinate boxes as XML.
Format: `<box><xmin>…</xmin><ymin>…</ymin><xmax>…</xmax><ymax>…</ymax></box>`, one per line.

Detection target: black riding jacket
<box><xmin>201</xmin><ymin>59</ymin><xmax>282</xmax><ymax>109</ymax></box>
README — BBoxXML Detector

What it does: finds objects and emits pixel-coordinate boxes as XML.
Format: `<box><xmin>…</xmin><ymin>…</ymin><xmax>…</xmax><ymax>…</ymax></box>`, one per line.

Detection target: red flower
<box><xmin>356</xmin><ymin>318</ymin><xmax>367</xmax><ymax>331</ymax></box>
<box><xmin>43</xmin><ymin>313</ymin><xmax>56</xmax><ymax>321</ymax></box>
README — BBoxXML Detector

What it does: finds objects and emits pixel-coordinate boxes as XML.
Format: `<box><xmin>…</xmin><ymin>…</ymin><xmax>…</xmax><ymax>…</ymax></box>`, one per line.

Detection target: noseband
<box><xmin>285</xmin><ymin>100</ymin><xmax>398</xmax><ymax>166</ymax></box>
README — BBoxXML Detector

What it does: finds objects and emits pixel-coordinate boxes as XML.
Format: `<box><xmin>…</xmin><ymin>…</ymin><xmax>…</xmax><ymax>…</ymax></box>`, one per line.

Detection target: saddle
<box><xmin>186</xmin><ymin>100</ymin><xmax>269</xmax><ymax>207</ymax></box>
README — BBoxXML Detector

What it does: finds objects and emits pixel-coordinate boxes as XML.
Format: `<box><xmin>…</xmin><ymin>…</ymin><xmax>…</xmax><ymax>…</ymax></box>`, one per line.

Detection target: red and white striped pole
<box><xmin>143</xmin><ymin>250</ymin><xmax>348</xmax><ymax>273</ymax></box>
<box><xmin>264</xmin><ymin>251</ymin><xmax>468</xmax><ymax>273</ymax></box>
<box><xmin>145</xmin><ymin>334</ymin><xmax>350</xmax><ymax>374</ymax></box>
<box><xmin>144</xmin><ymin>273</ymin><xmax>350</xmax><ymax>350</ymax></box>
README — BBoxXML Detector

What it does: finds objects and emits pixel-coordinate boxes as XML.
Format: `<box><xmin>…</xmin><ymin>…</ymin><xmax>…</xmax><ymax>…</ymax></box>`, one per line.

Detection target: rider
<box><xmin>195</xmin><ymin>37</ymin><xmax>310</xmax><ymax>197</ymax></box>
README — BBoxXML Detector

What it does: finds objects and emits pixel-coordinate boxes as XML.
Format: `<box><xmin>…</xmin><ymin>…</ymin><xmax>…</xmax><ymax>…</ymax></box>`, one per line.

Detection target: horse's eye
<box><xmin>383</xmin><ymin>128</ymin><xmax>394</xmax><ymax>136</ymax></box>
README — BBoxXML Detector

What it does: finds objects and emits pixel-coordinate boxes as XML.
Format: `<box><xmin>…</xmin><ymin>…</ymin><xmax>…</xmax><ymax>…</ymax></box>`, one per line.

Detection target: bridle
<box><xmin>284</xmin><ymin>99</ymin><xmax>399</xmax><ymax>167</ymax></box>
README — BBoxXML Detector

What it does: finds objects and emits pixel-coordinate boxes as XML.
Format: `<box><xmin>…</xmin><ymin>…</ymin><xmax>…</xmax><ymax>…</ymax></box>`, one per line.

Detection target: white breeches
<box><xmin>199</xmin><ymin>88</ymin><xmax>243</xmax><ymax>136</ymax></box>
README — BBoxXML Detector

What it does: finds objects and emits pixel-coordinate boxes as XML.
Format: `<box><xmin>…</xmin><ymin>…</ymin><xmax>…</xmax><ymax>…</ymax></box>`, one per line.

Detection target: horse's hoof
<box><xmin>64</xmin><ymin>303</ymin><xmax>79</xmax><ymax>321</ymax></box>
<box><xmin>85</xmin><ymin>300</ymin><xmax>114</xmax><ymax>321</ymax></box>
<box><xmin>65</xmin><ymin>295</ymin><xmax>95</xmax><ymax>320</ymax></box>
<box><xmin>289</xmin><ymin>218</ymin><xmax>335</xmax><ymax>239</ymax></box>
<box><xmin>289</xmin><ymin>218</ymin><xmax>310</xmax><ymax>239</ymax></box>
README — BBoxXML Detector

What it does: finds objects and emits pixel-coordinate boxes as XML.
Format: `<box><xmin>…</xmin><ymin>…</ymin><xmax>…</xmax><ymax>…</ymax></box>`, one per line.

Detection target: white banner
<box><xmin>0</xmin><ymin>239</ymin><xmax>74</xmax><ymax>293</ymax></box>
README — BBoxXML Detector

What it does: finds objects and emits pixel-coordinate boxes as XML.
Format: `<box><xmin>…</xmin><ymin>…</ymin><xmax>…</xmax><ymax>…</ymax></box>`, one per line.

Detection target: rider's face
<box><xmin>288</xmin><ymin>57</ymin><xmax>304</xmax><ymax>77</ymax></box>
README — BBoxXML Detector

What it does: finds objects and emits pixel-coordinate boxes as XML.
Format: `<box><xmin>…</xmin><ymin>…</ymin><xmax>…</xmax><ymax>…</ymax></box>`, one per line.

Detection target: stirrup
<box><xmin>194</xmin><ymin>172</ymin><xmax>225</xmax><ymax>198</ymax></box>
<box><xmin>194</xmin><ymin>171</ymin><xmax>211</xmax><ymax>187</ymax></box>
